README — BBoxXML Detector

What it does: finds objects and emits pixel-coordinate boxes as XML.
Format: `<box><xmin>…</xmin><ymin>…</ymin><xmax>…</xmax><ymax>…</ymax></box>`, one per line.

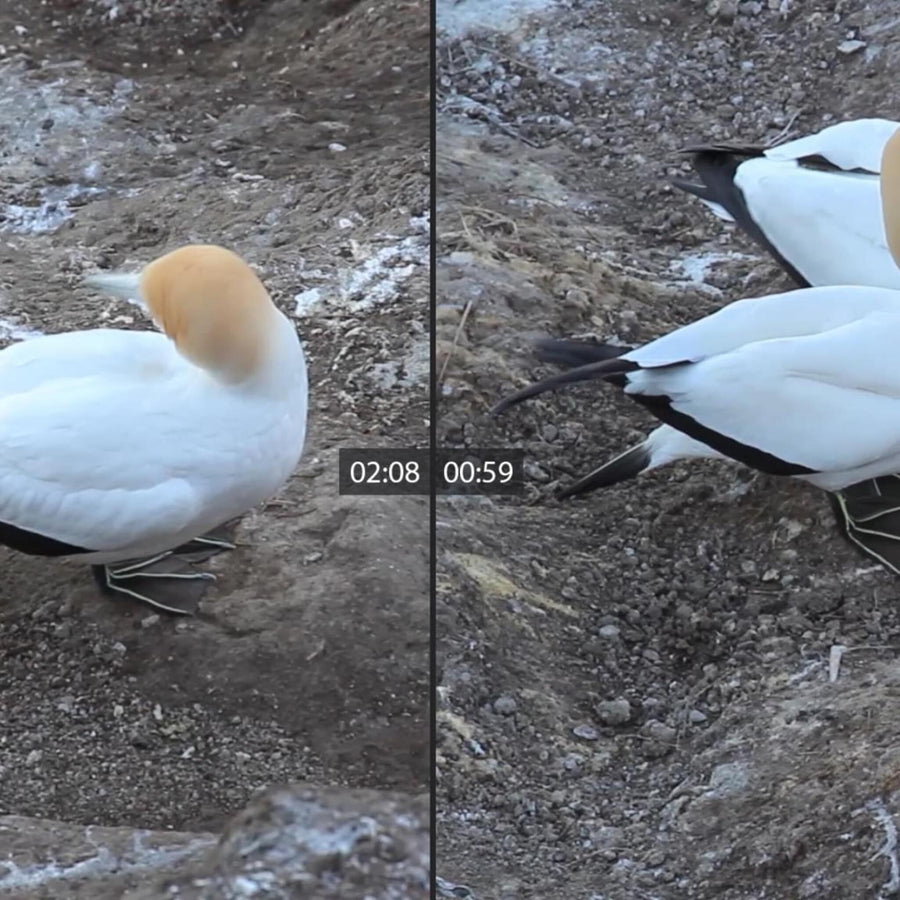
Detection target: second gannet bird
<box><xmin>0</xmin><ymin>244</ymin><xmax>307</xmax><ymax>614</ymax></box>
<box><xmin>494</xmin><ymin>128</ymin><xmax>900</xmax><ymax>575</ymax></box>
<box><xmin>673</xmin><ymin>117</ymin><xmax>900</xmax><ymax>289</ymax></box>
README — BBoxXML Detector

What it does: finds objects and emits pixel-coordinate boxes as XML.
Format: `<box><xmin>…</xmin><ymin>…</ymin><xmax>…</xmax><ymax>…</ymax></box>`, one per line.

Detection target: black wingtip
<box><xmin>677</xmin><ymin>140</ymin><xmax>765</xmax><ymax>157</ymax></box>
<box><xmin>670</xmin><ymin>177</ymin><xmax>711</xmax><ymax>203</ymax></box>
<box><xmin>557</xmin><ymin>443</ymin><xmax>651</xmax><ymax>499</ymax></box>
<box><xmin>674</xmin><ymin>144</ymin><xmax>810</xmax><ymax>287</ymax></box>
<box><xmin>534</xmin><ymin>337</ymin><xmax>633</xmax><ymax>368</ymax></box>
<box><xmin>0</xmin><ymin>520</ymin><xmax>94</xmax><ymax>557</ymax></box>
<box><xmin>491</xmin><ymin>394</ymin><xmax>522</xmax><ymax>417</ymax></box>
<box><xmin>493</xmin><ymin>355</ymin><xmax>639</xmax><ymax>416</ymax></box>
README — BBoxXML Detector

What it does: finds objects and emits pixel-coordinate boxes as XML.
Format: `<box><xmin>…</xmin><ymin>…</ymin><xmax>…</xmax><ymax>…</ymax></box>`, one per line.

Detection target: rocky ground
<box><xmin>2</xmin><ymin>783</ymin><xmax>429</xmax><ymax>898</ymax></box>
<box><xmin>0</xmin><ymin>0</ymin><xmax>430</xmax><ymax>896</ymax></box>
<box><xmin>436</xmin><ymin>1</ymin><xmax>900</xmax><ymax>898</ymax></box>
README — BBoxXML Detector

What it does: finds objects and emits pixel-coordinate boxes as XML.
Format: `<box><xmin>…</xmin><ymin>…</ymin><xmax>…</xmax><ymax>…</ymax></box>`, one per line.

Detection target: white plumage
<box><xmin>496</xmin><ymin>126</ymin><xmax>900</xmax><ymax>573</ymax></box>
<box><xmin>0</xmin><ymin>244</ymin><xmax>307</xmax><ymax>613</ymax></box>
<box><xmin>497</xmin><ymin>285</ymin><xmax>900</xmax><ymax>490</ymax></box>
<box><xmin>614</xmin><ymin>287</ymin><xmax>900</xmax><ymax>490</ymax></box>
<box><xmin>674</xmin><ymin>117</ymin><xmax>900</xmax><ymax>289</ymax></box>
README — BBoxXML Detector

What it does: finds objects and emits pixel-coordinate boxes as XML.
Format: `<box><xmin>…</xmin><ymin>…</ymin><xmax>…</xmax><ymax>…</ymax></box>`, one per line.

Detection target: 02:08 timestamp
<box><xmin>338</xmin><ymin>448</ymin><xmax>427</xmax><ymax>495</ymax></box>
<box><xmin>348</xmin><ymin>459</ymin><xmax>422</xmax><ymax>485</ymax></box>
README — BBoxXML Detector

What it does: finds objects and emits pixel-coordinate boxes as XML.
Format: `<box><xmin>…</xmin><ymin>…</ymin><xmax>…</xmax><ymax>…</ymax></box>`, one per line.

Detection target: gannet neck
<box><xmin>138</xmin><ymin>244</ymin><xmax>285</xmax><ymax>385</ymax></box>
<box><xmin>881</xmin><ymin>130</ymin><xmax>900</xmax><ymax>269</ymax></box>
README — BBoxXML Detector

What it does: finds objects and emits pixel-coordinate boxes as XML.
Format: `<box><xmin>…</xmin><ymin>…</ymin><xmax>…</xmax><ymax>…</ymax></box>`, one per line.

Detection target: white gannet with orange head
<box><xmin>495</xmin><ymin>129</ymin><xmax>900</xmax><ymax>576</ymax></box>
<box><xmin>0</xmin><ymin>244</ymin><xmax>307</xmax><ymax>614</ymax></box>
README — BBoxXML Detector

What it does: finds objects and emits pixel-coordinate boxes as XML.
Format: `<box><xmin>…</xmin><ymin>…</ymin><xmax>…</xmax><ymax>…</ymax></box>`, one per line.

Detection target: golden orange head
<box><xmin>881</xmin><ymin>128</ymin><xmax>900</xmax><ymax>269</ymax></box>
<box><xmin>139</xmin><ymin>244</ymin><xmax>277</xmax><ymax>382</ymax></box>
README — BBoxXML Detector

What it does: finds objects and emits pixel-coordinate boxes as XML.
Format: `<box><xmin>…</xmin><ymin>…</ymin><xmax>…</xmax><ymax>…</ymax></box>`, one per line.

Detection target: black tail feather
<box><xmin>669</xmin><ymin>177</ymin><xmax>714</xmax><ymax>205</ymax></box>
<box><xmin>679</xmin><ymin>140</ymin><xmax>765</xmax><ymax>157</ymax></box>
<box><xmin>534</xmin><ymin>337</ymin><xmax>634</xmax><ymax>369</ymax></box>
<box><xmin>557</xmin><ymin>444</ymin><xmax>651</xmax><ymax>499</ymax></box>
<box><xmin>492</xmin><ymin>356</ymin><xmax>639</xmax><ymax>416</ymax></box>
<box><xmin>673</xmin><ymin>147</ymin><xmax>810</xmax><ymax>288</ymax></box>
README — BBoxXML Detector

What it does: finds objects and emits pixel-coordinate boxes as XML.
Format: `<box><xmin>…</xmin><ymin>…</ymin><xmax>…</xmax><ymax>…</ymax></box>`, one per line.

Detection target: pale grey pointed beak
<box><xmin>84</xmin><ymin>270</ymin><xmax>147</xmax><ymax>312</ymax></box>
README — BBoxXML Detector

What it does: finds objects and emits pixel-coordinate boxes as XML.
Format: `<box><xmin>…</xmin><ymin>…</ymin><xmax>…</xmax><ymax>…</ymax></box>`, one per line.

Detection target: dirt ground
<box><xmin>436</xmin><ymin>1</ymin><xmax>900</xmax><ymax>898</ymax></box>
<box><xmin>0</xmin><ymin>0</ymin><xmax>430</xmax><ymax>882</ymax></box>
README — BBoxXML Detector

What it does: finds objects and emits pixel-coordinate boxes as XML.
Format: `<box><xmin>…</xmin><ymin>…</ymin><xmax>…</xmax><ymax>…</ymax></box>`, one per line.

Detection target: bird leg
<box><xmin>829</xmin><ymin>475</ymin><xmax>900</xmax><ymax>576</ymax></box>
<box><xmin>93</xmin><ymin>555</ymin><xmax>214</xmax><ymax>616</ymax></box>
<box><xmin>168</xmin><ymin>520</ymin><xmax>239</xmax><ymax>564</ymax></box>
<box><xmin>91</xmin><ymin>521</ymin><xmax>240</xmax><ymax>615</ymax></box>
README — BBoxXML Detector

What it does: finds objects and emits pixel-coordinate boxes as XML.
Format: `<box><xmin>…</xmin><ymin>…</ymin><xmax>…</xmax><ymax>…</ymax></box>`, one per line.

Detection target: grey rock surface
<box><xmin>0</xmin><ymin>784</ymin><xmax>429</xmax><ymax>900</ymax></box>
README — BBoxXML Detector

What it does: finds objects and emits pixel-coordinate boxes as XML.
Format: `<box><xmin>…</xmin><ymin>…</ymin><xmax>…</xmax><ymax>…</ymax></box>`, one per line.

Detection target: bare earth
<box><xmin>437</xmin><ymin>1</ymin><xmax>900</xmax><ymax>898</ymax></box>
<box><xmin>0</xmin><ymin>0</ymin><xmax>429</xmax><ymax>896</ymax></box>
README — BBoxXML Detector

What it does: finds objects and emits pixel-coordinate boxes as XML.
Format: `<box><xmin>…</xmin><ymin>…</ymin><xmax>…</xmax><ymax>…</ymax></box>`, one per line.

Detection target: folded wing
<box><xmin>624</xmin><ymin>313</ymin><xmax>900</xmax><ymax>479</ymax></box>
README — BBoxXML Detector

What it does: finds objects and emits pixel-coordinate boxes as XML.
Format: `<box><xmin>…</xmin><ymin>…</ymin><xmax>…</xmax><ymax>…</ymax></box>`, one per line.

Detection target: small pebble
<box><xmin>837</xmin><ymin>39</ymin><xmax>866</xmax><ymax>54</ymax></box>
<box><xmin>642</xmin><ymin>720</ymin><xmax>676</xmax><ymax>743</ymax></box>
<box><xmin>573</xmin><ymin>723</ymin><xmax>599</xmax><ymax>741</ymax></box>
<box><xmin>595</xmin><ymin>699</ymin><xmax>632</xmax><ymax>726</ymax></box>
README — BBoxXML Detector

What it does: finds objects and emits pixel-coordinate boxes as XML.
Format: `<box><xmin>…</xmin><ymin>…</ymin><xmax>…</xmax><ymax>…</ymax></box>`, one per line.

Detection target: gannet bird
<box><xmin>674</xmin><ymin>117</ymin><xmax>900</xmax><ymax>289</ymax></box>
<box><xmin>0</xmin><ymin>244</ymin><xmax>307</xmax><ymax>614</ymax></box>
<box><xmin>494</xmin><ymin>128</ymin><xmax>900</xmax><ymax>575</ymax></box>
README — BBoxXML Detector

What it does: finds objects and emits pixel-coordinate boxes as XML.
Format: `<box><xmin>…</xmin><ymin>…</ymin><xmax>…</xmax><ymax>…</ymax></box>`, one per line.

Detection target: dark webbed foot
<box><xmin>94</xmin><ymin>556</ymin><xmax>214</xmax><ymax>615</ymax></box>
<box><xmin>169</xmin><ymin>520</ymin><xmax>239</xmax><ymax>563</ymax></box>
<box><xmin>830</xmin><ymin>475</ymin><xmax>900</xmax><ymax>575</ymax></box>
<box><xmin>90</xmin><ymin>522</ymin><xmax>240</xmax><ymax>615</ymax></box>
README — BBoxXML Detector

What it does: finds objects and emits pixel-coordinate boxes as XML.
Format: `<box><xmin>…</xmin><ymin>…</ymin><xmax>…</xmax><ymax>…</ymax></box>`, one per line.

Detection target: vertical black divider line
<box><xmin>428</xmin><ymin>0</ymin><xmax>438</xmax><ymax>893</ymax></box>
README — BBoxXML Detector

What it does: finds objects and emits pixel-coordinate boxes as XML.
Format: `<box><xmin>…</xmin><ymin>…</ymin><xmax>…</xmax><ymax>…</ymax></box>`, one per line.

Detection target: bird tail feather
<box><xmin>492</xmin><ymin>355</ymin><xmax>638</xmax><ymax>416</ymax></box>
<box><xmin>557</xmin><ymin>443</ymin><xmax>651</xmax><ymax>499</ymax></box>
<box><xmin>534</xmin><ymin>337</ymin><xmax>633</xmax><ymax>368</ymax></box>
<box><xmin>672</xmin><ymin>147</ymin><xmax>809</xmax><ymax>286</ymax></box>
